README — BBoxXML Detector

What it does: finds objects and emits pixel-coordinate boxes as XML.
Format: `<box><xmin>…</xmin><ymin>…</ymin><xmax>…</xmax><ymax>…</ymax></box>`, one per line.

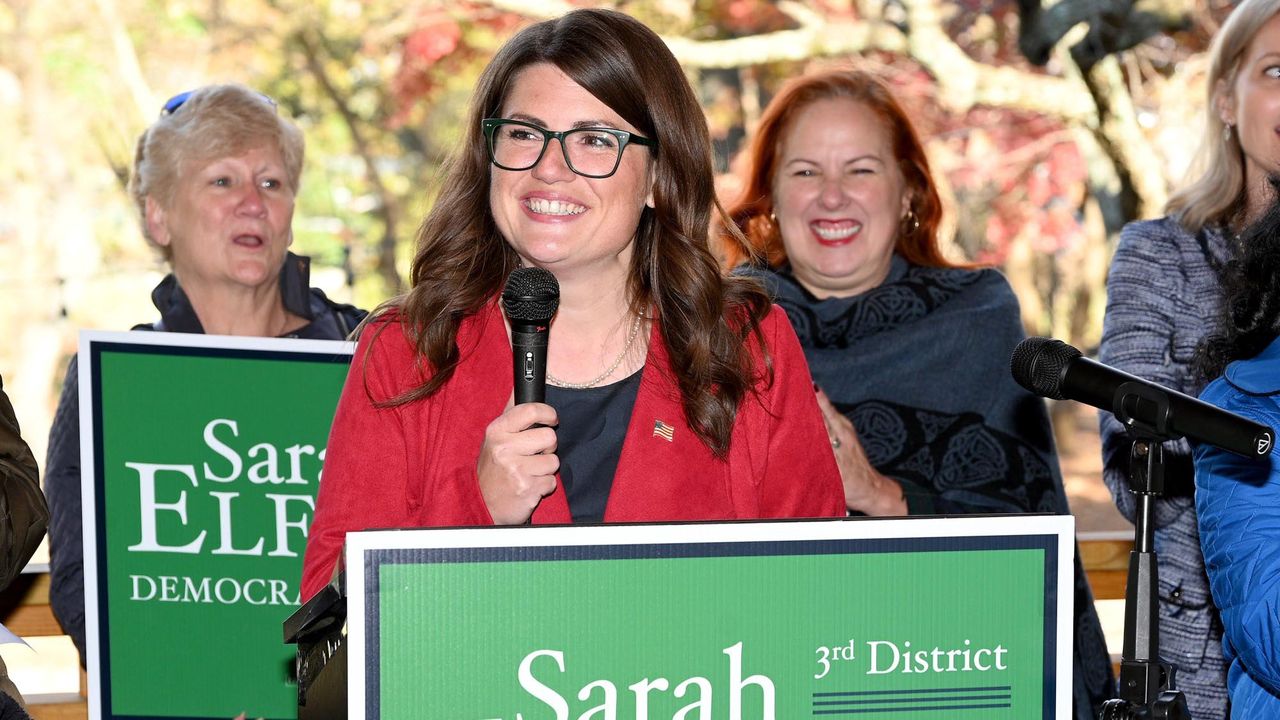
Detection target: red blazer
<box><xmin>301</xmin><ymin>301</ymin><xmax>844</xmax><ymax>599</ymax></box>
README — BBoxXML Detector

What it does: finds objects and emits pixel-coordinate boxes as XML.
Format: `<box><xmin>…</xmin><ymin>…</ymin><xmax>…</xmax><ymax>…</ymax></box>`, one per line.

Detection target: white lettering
<box><xmin>247</xmin><ymin>443</ymin><xmax>282</xmax><ymax>484</ymax></box>
<box><xmin>285</xmin><ymin>444</ymin><xmax>316</xmax><ymax>485</ymax></box>
<box><xmin>126</xmin><ymin>462</ymin><xmax>206</xmax><ymax>553</ymax></box>
<box><xmin>127</xmin><ymin>574</ymin><xmax>298</xmax><ymax>605</ymax></box>
<box><xmin>269</xmin><ymin>579</ymin><xmax>292</xmax><ymax>605</ymax></box>
<box><xmin>243</xmin><ymin>578</ymin><xmax>268</xmax><ymax>605</ymax></box>
<box><xmin>183</xmin><ymin>576</ymin><xmax>211</xmax><ymax>603</ymax></box>
<box><xmin>867</xmin><ymin>640</ymin><xmax>899</xmax><ymax>675</ymax></box>
<box><xmin>265</xmin><ymin>493</ymin><xmax>314</xmax><ymax>557</ymax></box>
<box><xmin>628</xmin><ymin>677</ymin><xmax>668</xmax><ymax>719</ymax></box>
<box><xmin>209</xmin><ymin>491</ymin><xmax>264</xmax><ymax>556</ymax></box>
<box><xmin>517</xmin><ymin>650</ymin><xmax>568</xmax><ymax>720</ymax></box>
<box><xmin>202</xmin><ymin>419</ymin><xmax>242</xmax><ymax>482</ymax></box>
<box><xmin>974</xmin><ymin>648</ymin><xmax>991</xmax><ymax>671</ymax></box>
<box><xmin>159</xmin><ymin>575</ymin><xmax>179</xmax><ymax>601</ymax></box>
<box><xmin>130</xmin><ymin>575</ymin><xmax>156</xmax><ymax>601</ymax></box>
<box><xmin>673</xmin><ymin>677</ymin><xmax>712</xmax><ymax>720</ymax></box>
<box><xmin>725</xmin><ymin>641</ymin><xmax>773</xmax><ymax>720</ymax></box>
<box><xmin>863</xmin><ymin>640</ymin><xmax>1009</xmax><ymax>675</ymax></box>
<box><xmin>214</xmin><ymin>577</ymin><xmax>242</xmax><ymax>604</ymax></box>
<box><xmin>577</xmin><ymin>680</ymin><xmax>617</xmax><ymax>720</ymax></box>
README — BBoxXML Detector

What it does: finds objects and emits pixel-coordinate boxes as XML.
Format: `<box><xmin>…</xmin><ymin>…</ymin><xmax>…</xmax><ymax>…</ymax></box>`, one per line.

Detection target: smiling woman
<box><xmin>300</xmin><ymin>9</ymin><xmax>846</xmax><ymax>601</ymax></box>
<box><xmin>42</xmin><ymin>84</ymin><xmax>367</xmax><ymax>667</ymax></box>
<box><xmin>768</xmin><ymin>96</ymin><xmax>911</xmax><ymax>299</ymax></box>
<box><xmin>485</xmin><ymin>63</ymin><xmax>656</xmax><ymax>291</ymax></box>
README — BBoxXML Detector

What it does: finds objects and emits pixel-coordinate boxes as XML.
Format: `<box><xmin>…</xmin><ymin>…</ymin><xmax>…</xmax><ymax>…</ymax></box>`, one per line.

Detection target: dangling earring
<box><xmin>902</xmin><ymin>207</ymin><xmax>920</xmax><ymax>235</ymax></box>
<box><xmin>1223</xmin><ymin>124</ymin><xmax>1234</xmax><ymax>143</ymax></box>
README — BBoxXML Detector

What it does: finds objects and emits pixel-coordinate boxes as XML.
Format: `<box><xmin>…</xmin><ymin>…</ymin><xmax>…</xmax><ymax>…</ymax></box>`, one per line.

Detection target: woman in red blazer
<box><xmin>301</xmin><ymin>9</ymin><xmax>845</xmax><ymax>600</ymax></box>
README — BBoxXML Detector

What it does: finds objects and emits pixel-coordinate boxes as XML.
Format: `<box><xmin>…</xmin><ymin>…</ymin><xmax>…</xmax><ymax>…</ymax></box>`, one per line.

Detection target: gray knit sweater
<box><xmin>1098</xmin><ymin>215</ymin><xmax>1231</xmax><ymax>720</ymax></box>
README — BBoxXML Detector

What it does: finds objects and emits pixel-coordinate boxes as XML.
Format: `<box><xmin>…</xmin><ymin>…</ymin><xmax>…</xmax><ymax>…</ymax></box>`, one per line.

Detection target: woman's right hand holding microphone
<box><xmin>476</xmin><ymin>399</ymin><xmax>560</xmax><ymax>524</ymax></box>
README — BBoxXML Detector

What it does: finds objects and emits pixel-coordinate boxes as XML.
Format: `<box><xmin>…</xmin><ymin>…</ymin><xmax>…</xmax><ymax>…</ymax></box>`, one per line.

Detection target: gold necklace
<box><xmin>546</xmin><ymin>313</ymin><xmax>644</xmax><ymax>389</ymax></box>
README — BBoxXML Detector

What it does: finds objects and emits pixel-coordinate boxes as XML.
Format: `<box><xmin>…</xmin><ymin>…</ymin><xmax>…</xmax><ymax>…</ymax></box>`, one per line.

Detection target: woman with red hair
<box><xmin>722</xmin><ymin>68</ymin><xmax>1114</xmax><ymax>718</ymax></box>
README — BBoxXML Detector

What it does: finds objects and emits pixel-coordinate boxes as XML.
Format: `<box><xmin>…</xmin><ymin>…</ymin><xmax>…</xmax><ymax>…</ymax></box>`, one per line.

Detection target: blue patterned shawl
<box><xmin>751</xmin><ymin>255</ymin><xmax>1061</xmax><ymax>515</ymax></box>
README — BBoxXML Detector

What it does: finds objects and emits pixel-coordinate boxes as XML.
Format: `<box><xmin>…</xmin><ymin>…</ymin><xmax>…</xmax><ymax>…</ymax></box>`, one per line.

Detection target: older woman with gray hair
<box><xmin>44</xmin><ymin>84</ymin><xmax>365</xmax><ymax>664</ymax></box>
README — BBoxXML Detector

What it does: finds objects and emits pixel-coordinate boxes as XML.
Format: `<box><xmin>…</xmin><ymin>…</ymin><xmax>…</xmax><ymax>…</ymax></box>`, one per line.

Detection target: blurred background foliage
<box><xmin>0</xmin><ymin>0</ymin><xmax>1238</xmax><ymax>468</ymax></box>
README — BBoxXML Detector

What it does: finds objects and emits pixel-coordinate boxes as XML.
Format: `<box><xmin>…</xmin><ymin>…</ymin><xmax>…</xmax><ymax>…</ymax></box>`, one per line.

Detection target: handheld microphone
<box><xmin>1011</xmin><ymin>336</ymin><xmax>1274</xmax><ymax>459</ymax></box>
<box><xmin>502</xmin><ymin>267</ymin><xmax>560</xmax><ymax>405</ymax></box>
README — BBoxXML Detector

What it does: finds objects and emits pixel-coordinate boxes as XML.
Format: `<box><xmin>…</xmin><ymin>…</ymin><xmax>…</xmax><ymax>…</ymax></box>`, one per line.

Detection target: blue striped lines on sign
<box><xmin>812</xmin><ymin>685</ymin><xmax>1013</xmax><ymax>715</ymax></box>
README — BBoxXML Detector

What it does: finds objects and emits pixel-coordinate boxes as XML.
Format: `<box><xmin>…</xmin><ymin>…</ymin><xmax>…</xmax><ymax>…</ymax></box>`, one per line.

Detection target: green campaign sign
<box><xmin>347</xmin><ymin>516</ymin><xmax>1074</xmax><ymax>719</ymax></box>
<box><xmin>81</xmin><ymin>331</ymin><xmax>354</xmax><ymax>719</ymax></box>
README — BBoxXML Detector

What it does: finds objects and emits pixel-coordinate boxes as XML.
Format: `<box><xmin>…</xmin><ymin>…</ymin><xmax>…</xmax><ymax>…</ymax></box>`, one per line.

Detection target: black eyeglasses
<box><xmin>160</xmin><ymin>89</ymin><xmax>278</xmax><ymax>117</ymax></box>
<box><xmin>481</xmin><ymin>118</ymin><xmax>656</xmax><ymax>179</ymax></box>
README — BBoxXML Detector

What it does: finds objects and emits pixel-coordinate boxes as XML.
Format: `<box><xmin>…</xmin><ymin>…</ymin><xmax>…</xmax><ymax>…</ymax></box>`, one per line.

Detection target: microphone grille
<box><xmin>1010</xmin><ymin>337</ymin><xmax>1081</xmax><ymax>400</ymax></box>
<box><xmin>502</xmin><ymin>267</ymin><xmax>560</xmax><ymax>323</ymax></box>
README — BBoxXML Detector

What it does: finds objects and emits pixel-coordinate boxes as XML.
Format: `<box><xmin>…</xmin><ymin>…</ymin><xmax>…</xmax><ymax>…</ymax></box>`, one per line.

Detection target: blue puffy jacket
<box><xmin>1195</xmin><ymin>335</ymin><xmax>1280</xmax><ymax>718</ymax></box>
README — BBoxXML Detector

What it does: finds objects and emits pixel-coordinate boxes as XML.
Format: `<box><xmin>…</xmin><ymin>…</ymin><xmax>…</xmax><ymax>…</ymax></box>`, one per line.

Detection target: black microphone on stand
<box><xmin>1011</xmin><ymin>336</ymin><xmax>1275</xmax><ymax>720</ymax></box>
<box><xmin>1011</xmin><ymin>336</ymin><xmax>1273</xmax><ymax>459</ymax></box>
<box><xmin>502</xmin><ymin>267</ymin><xmax>560</xmax><ymax>405</ymax></box>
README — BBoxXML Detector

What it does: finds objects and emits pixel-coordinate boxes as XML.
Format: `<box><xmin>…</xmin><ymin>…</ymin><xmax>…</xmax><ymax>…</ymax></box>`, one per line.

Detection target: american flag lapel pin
<box><xmin>652</xmin><ymin>419</ymin><xmax>675</xmax><ymax>442</ymax></box>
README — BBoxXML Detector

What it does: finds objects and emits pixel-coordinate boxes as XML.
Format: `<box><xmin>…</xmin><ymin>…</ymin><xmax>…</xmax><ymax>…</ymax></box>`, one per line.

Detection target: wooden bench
<box><xmin>1080</xmin><ymin>533</ymin><xmax>1134</xmax><ymax>678</ymax></box>
<box><xmin>1080</xmin><ymin>534</ymin><xmax>1133</xmax><ymax>601</ymax></box>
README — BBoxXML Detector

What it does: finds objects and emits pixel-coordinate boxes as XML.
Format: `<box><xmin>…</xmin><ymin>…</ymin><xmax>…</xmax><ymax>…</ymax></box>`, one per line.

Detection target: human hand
<box><xmin>815</xmin><ymin>386</ymin><xmax>907</xmax><ymax>517</ymax></box>
<box><xmin>476</xmin><ymin>399</ymin><xmax>560</xmax><ymax>524</ymax></box>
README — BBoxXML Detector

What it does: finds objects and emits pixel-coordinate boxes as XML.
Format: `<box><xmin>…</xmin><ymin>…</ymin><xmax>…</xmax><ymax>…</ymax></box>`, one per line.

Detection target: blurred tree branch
<box><xmin>1017</xmin><ymin>0</ymin><xmax>1191</xmax><ymax>68</ymax></box>
<box><xmin>90</xmin><ymin>0</ymin><xmax>154</xmax><ymax>127</ymax></box>
<box><xmin>293</xmin><ymin>27</ymin><xmax>404</xmax><ymax>294</ymax></box>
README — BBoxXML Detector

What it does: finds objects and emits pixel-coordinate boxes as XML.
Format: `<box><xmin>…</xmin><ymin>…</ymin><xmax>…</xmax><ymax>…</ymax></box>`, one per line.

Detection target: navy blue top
<box><xmin>545</xmin><ymin>370</ymin><xmax>642</xmax><ymax>523</ymax></box>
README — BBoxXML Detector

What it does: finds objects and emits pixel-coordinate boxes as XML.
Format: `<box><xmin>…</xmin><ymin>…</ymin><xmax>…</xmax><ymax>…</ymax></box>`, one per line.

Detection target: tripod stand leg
<box><xmin>1099</xmin><ymin>438</ymin><xmax>1192</xmax><ymax>718</ymax></box>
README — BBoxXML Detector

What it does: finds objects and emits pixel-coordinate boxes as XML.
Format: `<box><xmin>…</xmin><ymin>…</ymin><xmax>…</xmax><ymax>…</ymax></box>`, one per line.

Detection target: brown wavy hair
<box><xmin>375</xmin><ymin>8</ymin><xmax>771</xmax><ymax>457</ymax></box>
<box><xmin>721</xmin><ymin>69</ymin><xmax>954</xmax><ymax>270</ymax></box>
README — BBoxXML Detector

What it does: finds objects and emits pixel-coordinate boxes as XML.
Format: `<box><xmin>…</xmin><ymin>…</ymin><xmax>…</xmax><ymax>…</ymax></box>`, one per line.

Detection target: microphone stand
<box><xmin>1100</xmin><ymin>384</ymin><xmax>1191</xmax><ymax>719</ymax></box>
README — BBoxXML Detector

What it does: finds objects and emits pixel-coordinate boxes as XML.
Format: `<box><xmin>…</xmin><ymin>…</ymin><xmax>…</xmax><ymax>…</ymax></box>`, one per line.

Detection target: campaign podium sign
<box><xmin>345</xmin><ymin>515</ymin><xmax>1074</xmax><ymax>719</ymax></box>
<box><xmin>80</xmin><ymin>331</ymin><xmax>354</xmax><ymax>719</ymax></box>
